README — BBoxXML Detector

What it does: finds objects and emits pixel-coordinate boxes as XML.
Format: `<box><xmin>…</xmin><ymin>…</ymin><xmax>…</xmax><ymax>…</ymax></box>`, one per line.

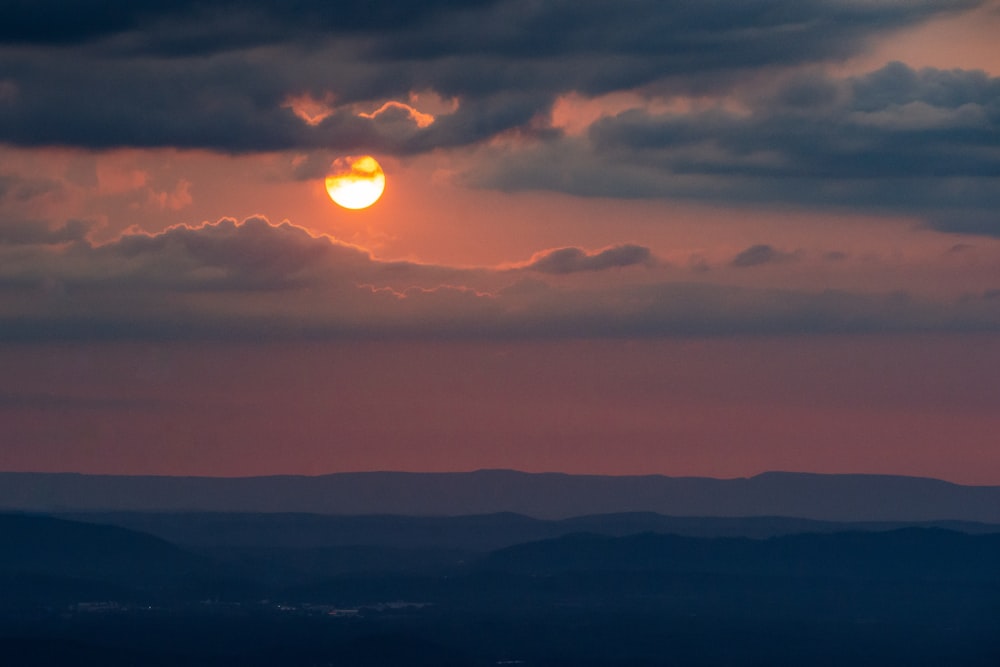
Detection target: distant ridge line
<box><xmin>4</xmin><ymin>468</ymin><xmax>984</xmax><ymax>485</ymax></box>
<box><xmin>1</xmin><ymin>469</ymin><xmax>997</xmax><ymax>522</ymax></box>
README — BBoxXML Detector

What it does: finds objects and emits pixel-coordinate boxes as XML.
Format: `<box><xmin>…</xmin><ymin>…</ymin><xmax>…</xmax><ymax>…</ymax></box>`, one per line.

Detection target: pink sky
<box><xmin>2</xmin><ymin>335</ymin><xmax>998</xmax><ymax>484</ymax></box>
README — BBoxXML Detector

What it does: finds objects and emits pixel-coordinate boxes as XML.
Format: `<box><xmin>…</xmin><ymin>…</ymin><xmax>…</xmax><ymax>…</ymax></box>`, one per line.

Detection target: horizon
<box><xmin>1</xmin><ymin>467</ymin><xmax>995</xmax><ymax>487</ymax></box>
<box><xmin>5</xmin><ymin>465</ymin><xmax>1000</xmax><ymax>524</ymax></box>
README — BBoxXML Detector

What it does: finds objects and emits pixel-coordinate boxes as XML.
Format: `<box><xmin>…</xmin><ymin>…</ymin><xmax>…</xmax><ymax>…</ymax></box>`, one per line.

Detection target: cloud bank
<box><xmin>473</xmin><ymin>62</ymin><xmax>1000</xmax><ymax>233</ymax></box>
<box><xmin>1</xmin><ymin>216</ymin><xmax>997</xmax><ymax>340</ymax></box>
<box><xmin>0</xmin><ymin>1</ymin><xmax>980</xmax><ymax>152</ymax></box>
<box><xmin>1</xmin><ymin>1</ymin><xmax>997</xmax><ymax>232</ymax></box>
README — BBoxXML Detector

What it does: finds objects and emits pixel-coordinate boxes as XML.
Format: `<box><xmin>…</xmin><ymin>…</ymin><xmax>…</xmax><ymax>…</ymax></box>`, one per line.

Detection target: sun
<box><xmin>325</xmin><ymin>155</ymin><xmax>386</xmax><ymax>209</ymax></box>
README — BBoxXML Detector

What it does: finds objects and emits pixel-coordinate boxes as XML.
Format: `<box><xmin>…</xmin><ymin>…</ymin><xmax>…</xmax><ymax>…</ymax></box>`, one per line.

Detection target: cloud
<box><xmin>730</xmin><ymin>244</ymin><xmax>796</xmax><ymax>268</ymax></box>
<box><xmin>1</xmin><ymin>215</ymin><xmax>998</xmax><ymax>340</ymax></box>
<box><xmin>0</xmin><ymin>218</ymin><xmax>93</xmax><ymax>245</ymax></box>
<box><xmin>0</xmin><ymin>0</ymin><xmax>495</xmax><ymax>49</ymax></box>
<box><xmin>4</xmin><ymin>5</ymin><xmax>994</xmax><ymax>235</ymax></box>
<box><xmin>473</xmin><ymin>62</ymin><xmax>1000</xmax><ymax>234</ymax></box>
<box><xmin>524</xmin><ymin>244</ymin><xmax>654</xmax><ymax>274</ymax></box>
<box><xmin>0</xmin><ymin>172</ymin><xmax>64</xmax><ymax>203</ymax></box>
<box><xmin>282</xmin><ymin>92</ymin><xmax>337</xmax><ymax>126</ymax></box>
<box><xmin>358</xmin><ymin>101</ymin><xmax>436</xmax><ymax>129</ymax></box>
<box><xmin>0</xmin><ymin>215</ymin><xmax>472</xmax><ymax>297</ymax></box>
<box><xmin>0</xmin><ymin>1</ymin><xmax>978</xmax><ymax>152</ymax></box>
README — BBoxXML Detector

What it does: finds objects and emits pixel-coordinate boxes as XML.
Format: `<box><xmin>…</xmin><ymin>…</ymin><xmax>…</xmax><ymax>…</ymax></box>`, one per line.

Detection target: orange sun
<box><xmin>325</xmin><ymin>155</ymin><xmax>386</xmax><ymax>209</ymax></box>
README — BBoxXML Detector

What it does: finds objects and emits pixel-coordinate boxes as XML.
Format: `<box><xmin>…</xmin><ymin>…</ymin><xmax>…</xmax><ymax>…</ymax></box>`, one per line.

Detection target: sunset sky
<box><xmin>2</xmin><ymin>0</ymin><xmax>999</xmax><ymax>483</ymax></box>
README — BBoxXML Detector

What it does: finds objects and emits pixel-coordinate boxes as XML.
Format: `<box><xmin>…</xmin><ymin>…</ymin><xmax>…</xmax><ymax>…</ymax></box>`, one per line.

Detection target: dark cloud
<box><xmin>589</xmin><ymin>63</ymin><xmax>1000</xmax><ymax>184</ymax></box>
<box><xmin>374</xmin><ymin>0</ymin><xmax>962</xmax><ymax>72</ymax></box>
<box><xmin>0</xmin><ymin>1</ymin><xmax>977</xmax><ymax>151</ymax></box>
<box><xmin>730</xmin><ymin>244</ymin><xmax>796</xmax><ymax>268</ymax></box>
<box><xmin>0</xmin><ymin>0</ymin><xmax>498</xmax><ymax>49</ymax></box>
<box><xmin>926</xmin><ymin>210</ymin><xmax>1000</xmax><ymax>235</ymax></box>
<box><xmin>2</xmin><ymin>0</ymin><xmax>966</xmax><ymax>57</ymax></box>
<box><xmin>0</xmin><ymin>219</ymin><xmax>93</xmax><ymax>245</ymax></box>
<box><xmin>0</xmin><ymin>216</ymin><xmax>997</xmax><ymax>341</ymax></box>
<box><xmin>0</xmin><ymin>216</ymin><xmax>466</xmax><ymax>294</ymax></box>
<box><xmin>1</xmin><ymin>4</ymin><xmax>992</xmax><ymax>236</ymax></box>
<box><xmin>525</xmin><ymin>244</ymin><xmax>654</xmax><ymax>274</ymax></box>
<box><xmin>475</xmin><ymin>62</ymin><xmax>1000</xmax><ymax>234</ymax></box>
<box><xmin>102</xmin><ymin>216</ymin><xmax>358</xmax><ymax>290</ymax></box>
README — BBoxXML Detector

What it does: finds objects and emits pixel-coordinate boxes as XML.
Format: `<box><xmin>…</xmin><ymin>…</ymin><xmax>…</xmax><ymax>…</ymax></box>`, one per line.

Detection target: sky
<box><xmin>1</xmin><ymin>0</ymin><xmax>999</xmax><ymax>483</ymax></box>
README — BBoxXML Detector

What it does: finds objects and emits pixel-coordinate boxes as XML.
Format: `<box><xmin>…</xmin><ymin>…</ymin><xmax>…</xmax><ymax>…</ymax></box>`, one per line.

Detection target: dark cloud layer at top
<box><xmin>0</xmin><ymin>0</ymin><xmax>498</xmax><ymax>49</ymax></box>
<box><xmin>2</xmin><ymin>1</ymin><xmax>996</xmax><ymax>234</ymax></box>
<box><xmin>1</xmin><ymin>0</ymin><xmax>965</xmax><ymax>55</ymax></box>
<box><xmin>0</xmin><ymin>1</ymin><xmax>976</xmax><ymax>152</ymax></box>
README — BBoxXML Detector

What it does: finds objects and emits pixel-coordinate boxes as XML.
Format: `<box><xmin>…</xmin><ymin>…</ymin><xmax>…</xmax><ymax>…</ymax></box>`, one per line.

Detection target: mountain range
<box><xmin>2</xmin><ymin>469</ymin><xmax>1000</xmax><ymax>522</ymax></box>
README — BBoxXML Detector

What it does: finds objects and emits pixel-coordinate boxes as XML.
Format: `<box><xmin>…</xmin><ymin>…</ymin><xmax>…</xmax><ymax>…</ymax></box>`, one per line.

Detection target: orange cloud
<box><xmin>282</xmin><ymin>92</ymin><xmax>336</xmax><ymax>126</ymax></box>
<box><xmin>408</xmin><ymin>90</ymin><xmax>459</xmax><ymax>115</ymax></box>
<box><xmin>96</xmin><ymin>161</ymin><xmax>148</xmax><ymax>195</ymax></box>
<box><xmin>550</xmin><ymin>92</ymin><xmax>747</xmax><ymax>136</ymax></box>
<box><xmin>147</xmin><ymin>178</ymin><xmax>193</xmax><ymax>211</ymax></box>
<box><xmin>359</xmin><ymin>101</ymin><xmax>435</xmax><ymax>128</ymax></box>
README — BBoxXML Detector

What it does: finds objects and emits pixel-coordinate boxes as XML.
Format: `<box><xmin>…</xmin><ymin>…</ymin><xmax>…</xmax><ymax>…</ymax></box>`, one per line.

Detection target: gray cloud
<box><xmin>475</xmin><ymin>62</ymin><xmax>1000</xmax><ymax>234</ymax></box>
<box><xmin>0</xmin><ymin>219</ymin><xmax>93</xmax><ymax>245</ymax></box>
<box><xmin>730</xmin><ymin>245</ymin><xmax>796</xmax><ymax>268</ymax></box>
<box><xmin>0</xmin><ymin>216</ymin><xmax>465</xmax><ymax>295</ymax></box>
<box><xmin>0</xmin><ymin>0</ymin><xmax>498</xmax><ymax>50</ymax></box>
<box><xmin>0</xmin><ymin>1</ymin><xmax>977</xmax><ymax>152</ymax></box>
<box><xmin>0</xmin><ymin>173</ymin><xmax>64</xmax><ymax>203</ymax></box>
<box><xmin>101</xmin><ymin>216</ymin><xmax>365</xmax><ymax>290</ymax></box>
<box><xmin>525</xmin><ymin>244</ymin><xmax>654</xmax><ymax>274</ymax></box>
<box><xmin>0</xmin><ymin>216</ymin><xmax>997</xmax><ymax>341</ymax></box>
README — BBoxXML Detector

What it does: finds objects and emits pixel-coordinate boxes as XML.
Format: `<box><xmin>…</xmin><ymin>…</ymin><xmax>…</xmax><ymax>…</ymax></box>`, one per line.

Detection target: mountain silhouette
<box><xmin>0</xmin><ymin>513</ymin><xmax>249</xmax><ymax>604</ymax></box>
<box><xmin>2</xmin><ymin>470</ymin><xmax>999</xmax><ymax>522</ymax></box>
<box><xmin>476</xmin><ymin>528</ymin><xmax>1000</xmax><ymax>582</ymax></box>
<box><xmin>54</xmin><ymin>510</ymin><xmax>1000</xmax><ymax>552</ymax></box>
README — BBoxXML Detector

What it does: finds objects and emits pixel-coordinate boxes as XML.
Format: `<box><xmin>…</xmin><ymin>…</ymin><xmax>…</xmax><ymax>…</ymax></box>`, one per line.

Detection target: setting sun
<box><xmin>325</xmin><ymin>155</ymin><xmax>385</xmax><ymax>209</ymax></box>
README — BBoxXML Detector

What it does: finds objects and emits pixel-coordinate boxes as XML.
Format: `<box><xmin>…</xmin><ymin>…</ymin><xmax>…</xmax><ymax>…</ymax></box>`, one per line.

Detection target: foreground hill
<box><xmin>0</xmin><ymin>514</ymin><xmax>246</xmax><ymax>605</ymax></box>
<box><xmin>3</xmin><ymin>469</ymin><xmax>1000</xmax><ymax>522</ymax></box>
<box><xmin>3</xmin><ymin>513</ymin><xmax>998</xmax><ymax>665</ymax></box>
